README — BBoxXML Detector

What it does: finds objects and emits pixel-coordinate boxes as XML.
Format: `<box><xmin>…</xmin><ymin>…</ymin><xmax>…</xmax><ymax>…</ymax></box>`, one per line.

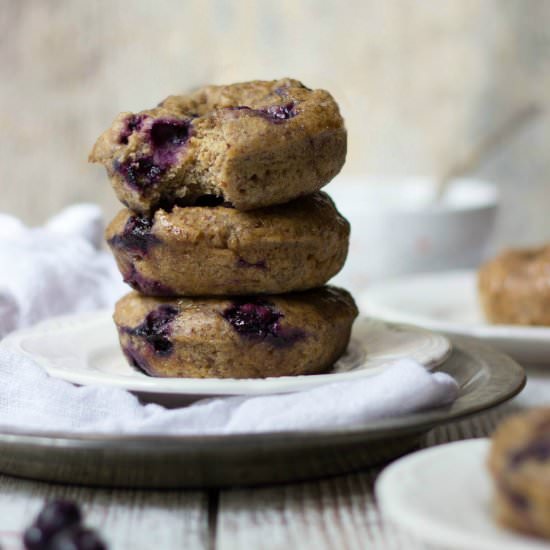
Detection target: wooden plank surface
<box><xmin>0</xmin><ymin>477</ymin><xmax>210</xmax><ymax>550</ymax></box>
<box><xmin>214</xmin><ymin>400</ymin><xmax>523</xmax><ymax>550</ymax></box>
<box><xmin>0</xmin><ymin>369</ymin><xmax>543</xmax><ymax>550</ymax></box>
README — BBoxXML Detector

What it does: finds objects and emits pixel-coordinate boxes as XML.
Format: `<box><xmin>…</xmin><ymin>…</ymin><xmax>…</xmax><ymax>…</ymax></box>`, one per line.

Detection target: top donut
<box><xmin>90</xmin><ymin>78</ymin><xmax>347</xmax><ymax>213</ymax></box>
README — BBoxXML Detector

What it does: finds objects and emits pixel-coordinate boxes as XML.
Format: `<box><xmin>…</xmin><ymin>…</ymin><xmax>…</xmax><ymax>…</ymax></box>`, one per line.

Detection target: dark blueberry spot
<box><xmin>114</xmin><ymin>157</ymin><xmax>164</xmax><ymax>191</ymax></box>
<box><xmin>108</xmin><ymin>215</ymin><xmax>159</xmax><ymax>256</ymax></box>
<box><xmin>124</xmin><ymin>305</ymin><xmax>178</xmax><ymax>356</ymax></box>
<box><xmin>24</xmin><ymin>500</ymin><xmax>82</xmax><ymax>549</ymax></box>
<box><xmin>23</xmin><ymin>525</ymin><xmax>50</xmax><ymax>550</ymax></box>
<box><xmin>225</xmin><ymin>103</ymin><xmax>298</xmax><ymax>124</ymax></box>
<box><xmin>49</xmin><ymin>526</ymin><xmax>106</xmax><ymax>550</ymax></box>
<box><xmin>223</xmin><ymin>300</ymin><xmax>280</xmax><ymax>338</ymax></box>
<box><xmin>223</xmin><ymin>300</ymin><xmax>305</xmax><ymax>347</ymax></box>
<box><xmin>118</xmin><ymin>114</ymin><xmax>147</xmax><ymax>144</ymax></box>
<box><xmin>114</xmin><ymin>118</ymin><xmax>192</xmax><ymax>192</ymax></box>
<box><xmin>262</xmin><ymin>102</ymin><xmax>297</xmax><ymax>121</ymax></box>
<box><xmin>236</xmin><ymin>257</ymin><xmax>267</xmax><ymax>269</ymax></box>
<box><xmin>36</xmin><ymin>500</ymin><xmax>82</xmax><ymax>536</ymax></box>
<box><xmin>503</xmin><ymin>486</ymin><xmax>530</xmax><ymax>511</ymax></box>
<box><xmin>150</xmin><ymin>119</ymin><xmax>191</xmax><ymax>149</ymax></box>
<box><xmin>123</xmin><ymin>267</ymin><xmax>175</xmax><ymax>297</ymax></box>
<box><xmin>510</xmin><ymin>439</ymin><xmax>550</xmax><ymax>468</ymax></box>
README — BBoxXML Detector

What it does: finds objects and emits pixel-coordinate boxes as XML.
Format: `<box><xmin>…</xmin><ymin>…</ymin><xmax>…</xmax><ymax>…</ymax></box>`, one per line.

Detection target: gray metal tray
<box><xmin>0</xmin><ymin>337</ymin><xmax>524</xmax><ymax>488</ymax></box>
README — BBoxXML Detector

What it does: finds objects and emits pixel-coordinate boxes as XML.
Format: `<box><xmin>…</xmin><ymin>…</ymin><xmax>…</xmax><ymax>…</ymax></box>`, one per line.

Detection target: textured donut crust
<box><xmin>106</xmin><ymin>192</ymin><xmax>350</xmax><ymax>296</ymax></box>
<box><xmin>488</xmin><ymin>408</ymin><xmax>550</xmax><ymax>538</ymax></box>
<box><xmin>478</xmin><ymin>246</ymin><xmax>550</xmax><ymax>326</ymax></box>
<box><xmin>90</xmin><ymin>78</ymin><xmax>347</xmax><ymax>213</ymax></box>
<box><xmin>113</xmin><ymin>286</ymin><xmax>358</xmax><ymax>378</ymax></box>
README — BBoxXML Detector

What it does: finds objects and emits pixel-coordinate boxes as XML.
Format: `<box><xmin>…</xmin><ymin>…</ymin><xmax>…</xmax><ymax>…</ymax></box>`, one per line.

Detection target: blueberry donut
<box><xmin>113</xmin><ymin>286</ymin><xmax>358</xmax><ymax>378</ymax></box>
<box><xmin>106</xmin><ymin>192</ymin><xmax>349</xmax><ymax>296</ymax></box>
<box><xmin>478</xmin><ymin>246</ymin><xmax>550</xmax><ymax>326</ymax></box>
<box><xmin>89</xmin><ymin>78</ymin><xmax>346</xmax><ymax>213</ymax></box>
<box><xmin>488</xmin><ymin>408</ymin><xmax>550</xmax><ymax>538</ymax></box>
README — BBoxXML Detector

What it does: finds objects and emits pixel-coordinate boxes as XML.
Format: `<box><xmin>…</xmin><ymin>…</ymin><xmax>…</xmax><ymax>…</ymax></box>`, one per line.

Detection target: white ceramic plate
<box><xmin>376</xmin><ymin>439</ymin><xmax>549</xmax><ymax>550</ymax></box>
<box><xmin>361</xmin><ymin>270</ymin><xmax>550</xmax><ymax>365</ymax></box>
<box><xmin>0</xmin><ymin>311</ymin><xmax>451</xmax><ymax>402</ymax></box>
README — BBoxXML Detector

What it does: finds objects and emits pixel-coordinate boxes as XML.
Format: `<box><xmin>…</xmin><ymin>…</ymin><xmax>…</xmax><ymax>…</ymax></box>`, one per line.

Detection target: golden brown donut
<box><xmin>478</xmin><ymin>246</ymin><xmax>550</xmax><ymax>326</ymax></box>
<box><xmin>114</xmin><ymin>286</ymin><xmax>358</xmax><ymax>379</ymax></box>
<box><xmin>106</xmin><ymin>192</ymin><xmax>349</xmax><ymax>296</ymax></box>
<box><xmin>90</xmin><ymin>78</ymin><xmax>346</xmax><ymax>213</ymax></box>
<box><xmin>488</xmin><ymin>407</ymin><xmax>550</xmax><ymax>538</ymax></box>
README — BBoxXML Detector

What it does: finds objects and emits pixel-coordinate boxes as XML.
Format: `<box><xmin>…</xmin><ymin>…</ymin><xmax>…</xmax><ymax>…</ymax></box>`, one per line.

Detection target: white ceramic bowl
<box><xmin>326</xmin><ymin>176</ymin><xmax>499</xmax><ymax>291</ymax></box>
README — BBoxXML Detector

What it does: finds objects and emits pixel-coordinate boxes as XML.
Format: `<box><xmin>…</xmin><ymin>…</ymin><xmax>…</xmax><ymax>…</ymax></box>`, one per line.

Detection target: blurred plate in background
<box><xmin>361</xmin><ymin>270</ymin><xmax>550</xmax><ymax>365</ymax></box>
<box><xmin>376</xmin><ymin>439</ymin><xmax>545</xmax><ymax>550</ymax></box>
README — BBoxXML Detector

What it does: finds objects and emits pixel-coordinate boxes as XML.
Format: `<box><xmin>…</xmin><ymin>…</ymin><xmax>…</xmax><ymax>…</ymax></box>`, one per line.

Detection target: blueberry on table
<box><xmin>22</xmin><ymin>500</ymin><xmax>107</xmax><ymax>550</ymax></box>
<box><xmin>23</xmin><ymin>524</ymin><xmax>50</xmax><ymax>550</ymax></box>
<box><xmin>36</xmin><ymin>500</ymin><xmax>82</xmax><ymax>536</ymax></box>
<box><xmin>49</xmin><ymin>527</ymin><xmax>106</xmax><ymax>550</ymax></box>
<box><xmin>23</xmin><ymin>500</ymin><xmax>82</xmax><ymax>548</ymax></box>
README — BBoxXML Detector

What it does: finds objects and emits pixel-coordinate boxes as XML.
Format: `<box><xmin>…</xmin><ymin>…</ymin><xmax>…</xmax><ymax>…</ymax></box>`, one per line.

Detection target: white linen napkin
<box><xmin>0</xmin><ymin>204</ymin><xmax>126</xmax><ymax>337</ymax></box>
<box><xmin>0</xmin><ymin>205</ymin><xmax>459</xmax><ymax>435</ymax></box>
<box><xmin>0</xmin><ymin>348</ymin><xmax>458</xmax><ymax>435</ymax></box>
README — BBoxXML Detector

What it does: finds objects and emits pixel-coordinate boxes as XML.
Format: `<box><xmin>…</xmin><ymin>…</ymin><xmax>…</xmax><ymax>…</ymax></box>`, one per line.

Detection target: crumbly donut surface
<box><xmin>106</xmin><ymin>192</ymin><xmax>350</xmax><ymax>296</ymax></box>
<box><xmin>478</xmin><ymin>246</ymin><xmax>550</xmax><ymax>326</ymax></box>
<box><xmin>90</xmin><ymin>78</ymin><xmax>346</xmax><ymax>213</ymax></box>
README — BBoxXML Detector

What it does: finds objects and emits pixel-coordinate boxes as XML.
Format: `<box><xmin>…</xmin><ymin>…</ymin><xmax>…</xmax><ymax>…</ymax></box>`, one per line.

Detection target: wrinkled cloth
<box><xmin>0</xmin><ymin>350</ymin><xmax>458</xmax><ymax>435</ymax></box>
<box><xmin>0</xmin><ymin>204</ymin><xmax>126</xmax><ymax>337</ymax></box>
<box><xmin>0</xmin><ymin>205</ymin><xmax>458</xmax><ymax>435</ymax></box>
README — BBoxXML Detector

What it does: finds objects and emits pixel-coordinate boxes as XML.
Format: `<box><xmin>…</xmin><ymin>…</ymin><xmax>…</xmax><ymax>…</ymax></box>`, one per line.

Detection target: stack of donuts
<box><xmin>90</xmin><ymin>78</ymin><xmax>358</xmax><ymax>378</ymax></box>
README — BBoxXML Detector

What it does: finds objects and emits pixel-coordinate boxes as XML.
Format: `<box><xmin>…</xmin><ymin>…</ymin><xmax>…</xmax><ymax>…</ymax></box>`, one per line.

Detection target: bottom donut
<box><xmin>114</xmin><ymin>286</ymin><xmax>358</xmax><ymax>378</ymax></box>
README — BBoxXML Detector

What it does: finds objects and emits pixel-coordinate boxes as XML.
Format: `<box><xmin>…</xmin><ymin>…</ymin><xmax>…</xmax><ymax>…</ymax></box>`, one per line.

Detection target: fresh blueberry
<box><xmin>125</xmin><ymin>305</ymin><xmax>179</xmax><ymax>356</ymax></box>
<box><xmin>223</xmin><ymin>300</ymin><xmax>305</xmax><ymax>347</ymax></box>
<box><xmin>23</xmin><ymin>524</ymin><xmax>49</xmax><ymax>550</ymax></box>
<box><xmin>49</xmin><ymin>526</ymin><xmax>106</xmax><ymax>550</ymax></box>
<box><xmin>37</xmin><ymin>500</ymin><xmax>82</xmax><ymax>537</ymax></box>
<box><xmin>108</xmin><ymin>215</ymin><xmax>159</xmax><ymax>256</ymax></box>
<box><xmin>23</xmin><ymin>500</ymin><xmax>82</xmax><ymax>549</ymax></box>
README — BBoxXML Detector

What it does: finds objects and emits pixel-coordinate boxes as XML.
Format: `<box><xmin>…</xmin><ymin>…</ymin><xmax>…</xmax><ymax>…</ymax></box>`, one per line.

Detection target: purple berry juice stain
<box><xmin>124</xmin><ymin>305</ymin><xmax>179</xmax><ymax>356</ymax></box>
<box><xmin>222</xmin><ymin>300</ymin><xmax>305</xmax><ymax>347</ymax></box>
<box><xmin>108</xmin><ymin>215</ymin><xmax>159</xmax><ymax>256</ymax></box>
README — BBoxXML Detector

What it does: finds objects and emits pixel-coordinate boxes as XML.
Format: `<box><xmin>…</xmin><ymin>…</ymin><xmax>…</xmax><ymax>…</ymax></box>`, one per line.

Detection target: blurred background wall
<box><xmin>0</xmin><ymin>0</ymin><xmax>548</xmax><ymax>248</ymax></box>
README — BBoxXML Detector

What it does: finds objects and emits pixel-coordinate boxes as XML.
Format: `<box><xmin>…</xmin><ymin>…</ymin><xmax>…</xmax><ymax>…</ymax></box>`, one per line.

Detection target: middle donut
<box><xmin>106</xmin><ymin>191</ymin><xmax>350</xmax><ymax>296</ymax></box>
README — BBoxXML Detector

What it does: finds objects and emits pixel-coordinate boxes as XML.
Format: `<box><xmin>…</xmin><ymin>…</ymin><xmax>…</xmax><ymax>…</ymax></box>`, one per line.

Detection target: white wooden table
<box><xmin>0</xmin><ymin>366</ymin><xmax>544</xmax><ymax>550</ymax></box>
